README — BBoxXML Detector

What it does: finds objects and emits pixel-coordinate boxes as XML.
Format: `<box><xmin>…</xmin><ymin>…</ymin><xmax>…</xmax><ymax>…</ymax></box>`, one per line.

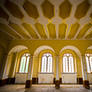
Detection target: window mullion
<box><xmin>89</xmin><ymin>57</ymin><xmax>91</xmax><ymax>73</ymax></box>
<box><xmin>46</xmin><ymin>56</ymin><xmax>48</xmax><ymax>72</ymax></box>
<box><xmin>24</xmin><ymin>56</ymin><xmax>27</xmax><ymax>73</ymax></box>
<box><xmin>67</xmin><ymin>56</ymin><xmax>69</xmax><ymax>73</ymax></box>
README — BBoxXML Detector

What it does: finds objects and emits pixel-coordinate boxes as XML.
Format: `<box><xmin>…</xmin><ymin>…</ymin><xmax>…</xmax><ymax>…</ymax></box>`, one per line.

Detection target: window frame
<box><xmin>41</xmin><ymin>53</ymin><xmax>53</xmax><ymax>73</ymax></box>
<box><xmin>62</xmin><ymin>53</ymin><xmax>74</xmax><ymax>73</ymax></box>
<box><xmin>86</xmin><ymin>54</ymin><xmax>92</xmax><ymax>73</ymax></box>
<box><xmin>19</xmin><ymin>53</ymin><xmax>30</xmax><ymax>73</ymax></box>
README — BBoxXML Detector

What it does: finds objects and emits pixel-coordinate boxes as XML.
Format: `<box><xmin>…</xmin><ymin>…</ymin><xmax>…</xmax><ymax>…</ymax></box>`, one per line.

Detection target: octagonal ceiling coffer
<box><xmin>59</xmin><ymin>0</ymin><xmax>72</xmax><ymax>19</ymax></box>
<box><xmin>41</xmin><ymin>0</ymin><xmax>54</xmax><ymax>19</ymax></box>
<box><xmin>0</xmin><ymin>7</ymin><xmax>9</xmax><ymax>20</ymax></box>
<box><xmin>23</xmin><ymin>0</ymin><xmax>39</xmax><ymax>19</ymax></box>
<box><xmin>75</xmin><ymin>0</ymin><xmax>90</xmax><ymax>19</ymax></box>
<box><xmin>5</xmin><ymin>0</ymin><xmax>24</xmax><ymax>19</ymax></box>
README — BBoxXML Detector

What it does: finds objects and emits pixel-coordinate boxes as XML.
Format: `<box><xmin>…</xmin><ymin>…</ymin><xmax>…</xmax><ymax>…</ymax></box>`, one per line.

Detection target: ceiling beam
<box><xmin>83</xmin><ymin>27</ymin><xmax>92</xmax><ymax>39</ymax></box>
<box><xmin>1</xmin><ymin>5</ymin><xmax>24</xmax><ymax>39</ymax></box>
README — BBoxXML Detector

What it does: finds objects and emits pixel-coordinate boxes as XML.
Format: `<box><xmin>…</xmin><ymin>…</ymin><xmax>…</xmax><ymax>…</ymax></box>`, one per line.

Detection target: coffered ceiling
<box><xmin>0</xmin><ymin>0</ymin><xmax>92</xmax><ymax>40</ymax></box>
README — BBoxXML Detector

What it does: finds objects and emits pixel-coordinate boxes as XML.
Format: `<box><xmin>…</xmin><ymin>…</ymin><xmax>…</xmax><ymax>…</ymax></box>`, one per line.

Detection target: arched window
<box><xmin>63</xmin><ymin>53</ymin><xmax>74</xmax><ymax>73</ymax></box>
<box><xmin>19</xmin><ymin>53</ymin><xmax>30</xmax><ymax>73</ymax></box>
<box><xmin>41</xmin><ymin>53</ymin><xmax>52</xmax><ymax>73</ymax></box>
<box><xmin>86</xmin><ymin>54</ymin><xmax>92</xmax><ymax>73</ymax></box>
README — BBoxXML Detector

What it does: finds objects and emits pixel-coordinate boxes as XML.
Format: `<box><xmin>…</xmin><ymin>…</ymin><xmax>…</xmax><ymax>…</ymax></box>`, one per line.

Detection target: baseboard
<box><xmin>54</xmin><ymin>78</ymin><xmax>62</xmax><ymax>84</ymax></box>
<box><xmin>32</xmin><ymin>77</ymin><xmax>62</xmax><ymax>84</ymax></box>
<box><xmin>0</xmin><ymin>78</ymin><xmax>8</xmax><ymax>86</ymax></box>
<box><xmin>77</xmin><ymin>78</ymin><xmax>83</xmax><ymax>84</ymax></box>
<box><xmin>32</xmin><ymin>78</ymin><xmax>38</xmax><ymax>84</ymax></box>
<box><xmin>7</xmin><ymin>77</ymin><xmax>15</xmax><ymax>84</ymax></box>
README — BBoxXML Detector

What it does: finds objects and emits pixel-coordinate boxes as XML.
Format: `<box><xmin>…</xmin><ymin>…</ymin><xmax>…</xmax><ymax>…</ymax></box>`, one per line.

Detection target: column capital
<box><xmin>56</xmin><ymin>55</ymin><xmax>59</xmax><ymax>57</ymax></box>
<box><xmin>81</xmin><ymin>53</ymin><xmax>86</xmax><ymax>57</ymax></box>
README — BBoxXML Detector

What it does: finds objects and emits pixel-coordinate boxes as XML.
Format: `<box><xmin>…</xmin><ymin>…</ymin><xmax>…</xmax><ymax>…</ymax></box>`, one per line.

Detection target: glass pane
<box><xmin>47</xmin><ymin>56</ymin><xmax>52</xmax><ymax>72</ymax></box>
<box><xmin>90</xmin><ymin>57</ymin><xmax>92</xmax><ymax>72</ymax></box>
<box><xmin>25</xmin><ymin>56</ymin><xmax>30</xmax><ymax>73</ymax></box>
<box><xmin>86</xmin><ymin>57</ymin><xmax>90</xmax><ymax>73</ymax></box>
<box><xmin>65</xmin><ymin>58</ymin><xmax>68</xmax><ymax>73</ymax></box>
<box><xmin>69</xmin><ymin>57</ymin><xmax>74</xmax><ymax>73</ymax></box>
<box><xmin>41</xmin><ymin>53</ymin><xmax>52</xmax><ymax>73</ymax></box>
<box><xmin>63</xmin><ymin>57</ymin><xmax>65</xmax><ymax>72</ymax></box>
<box><xmin>63</xmin><ymin>56</ymin><xmax>68</xmax><ymax>73</ymax></box>
<box><xmin>41</xmin><ymin>56</ymin><xmax>47</xmax><ymax>72</ymax></box>
<box><xmin>19</xmin><ymin>56</ymin><xmax>26</xmax><ymax>73</ymax></box>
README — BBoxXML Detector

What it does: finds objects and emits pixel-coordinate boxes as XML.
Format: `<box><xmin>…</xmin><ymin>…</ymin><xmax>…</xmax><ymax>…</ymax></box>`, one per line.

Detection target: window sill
<box><xmin>39</xmin><ymin>72</ymin><xmax>54</xmax><ymax>74</ymax></box>
<box><xmin>16</xmin><ymin>72</ymin><xmax>28</xmax><ymax>74</ymax></box>
<box><xmin>62</xmin><ymin>72</ymin><xmax>77</xmax><ymax>74</ymax></box>
<box><xmin>87</xmin><ymin>73</ymin><xmax>92</xmax><ymax>74</ymax></box>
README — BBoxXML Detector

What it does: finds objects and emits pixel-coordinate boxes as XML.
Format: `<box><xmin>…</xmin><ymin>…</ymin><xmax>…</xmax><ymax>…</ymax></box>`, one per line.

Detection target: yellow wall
<box><xmin>8</xmin><ymin>40</ymin><xmax>92</xmax><ymax>55</ymax></box>
<box><xmin>1</xmin><ymin>40</ymin><xmax>92</xmax><ymax>79</ymax></box>
<box><xmin>0</xmin><ymin>47</ymin><xmax>4</xmax><ymax>74</ymax></box>
<box><xmin>0</xmin><ymin>32</ymin><xmax>11</xmax><ymax>79</ymax></box>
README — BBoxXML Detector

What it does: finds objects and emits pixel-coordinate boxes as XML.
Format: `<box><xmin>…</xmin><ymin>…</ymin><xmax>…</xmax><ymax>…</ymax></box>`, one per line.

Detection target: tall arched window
<box><xmin>19</xmin><ymin>53</ymin><xmax>30</xmax><ymax>73</ymax></box>
<box><xmin>63</xmin><ymin>53</ymin><xmax>74</xmax><ymax>73</ymax></box>
<box><xmin>86</xmin><ymin>54</ymin><xmax>92</xmax><ymax>73</ymax></box>
<box><xmin>41</xmin><ymin>53</ymin><xmax>52</xmax><ymax>73</ymax></box>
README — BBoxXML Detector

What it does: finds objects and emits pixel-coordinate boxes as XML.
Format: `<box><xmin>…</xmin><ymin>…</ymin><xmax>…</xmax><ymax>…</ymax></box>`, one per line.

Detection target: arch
<box><xmin>3</xmin><ymin>45</ymin><xmax>29</xmax><ymax>79</ymax></box>
<box><xmin>32</xmin><ymin>46</ymin><xmax>55</xmax><ymax>81</ymax></box>
<box><xmin>85</xmin><ymin>45</ymin><xmax>92</xmax><ymax>83</ymax></box>
<box><xmin>87</xmin><ymin>46</ymin><xmax>92</xmax><ymax>50</ymax></box>
<box><xmin>59</xmin><ymin>45</ymin><xmax>82</xmax><ymax>83</ymax></box>
<box><xmin>60</xmin><ymin>45</ymin><xmax>81</xmax><ymax>59</ymax></box>
<box><xmin>33</xmin><ymin>45</ymin><xmax>55</xmax><ymax>56</ymax></box>
<box><xmin>8</xmin><ymin>45</ymin><xmax>28</xmax><ymax>55</ymax></box>
<box><xmin>86</xmin><ymin>45</ymin><xmax>92</xmax><ymax>54</ymax></box>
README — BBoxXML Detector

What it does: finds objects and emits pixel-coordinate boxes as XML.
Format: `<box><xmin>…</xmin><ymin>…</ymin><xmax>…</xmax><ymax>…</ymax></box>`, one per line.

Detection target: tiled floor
<box><xmin>0</xmin><ymin>85</ymin><xmax>92</xmax><ymax>92</ymax></box>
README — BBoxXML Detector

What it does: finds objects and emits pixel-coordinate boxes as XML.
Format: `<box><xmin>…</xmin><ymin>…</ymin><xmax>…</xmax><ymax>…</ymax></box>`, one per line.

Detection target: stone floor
<box><xmin>0</xmin><ymin>84</ymin><xmax>92</xmax><ymax>92</ymax></box>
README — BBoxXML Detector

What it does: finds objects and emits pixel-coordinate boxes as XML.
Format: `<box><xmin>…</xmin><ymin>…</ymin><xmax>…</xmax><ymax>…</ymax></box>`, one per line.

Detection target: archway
<box><xmin>60</xmin><ymin>46</ymin><xmax>82</xmax><ymax>84</ymax></box>
<box><xmin>33</xmin><ymin>45</ymin><xmax>55</xmax><ymax>84</ymax></box>
<box><xmin>85</xmin><ymin>46</ymin><xmax>92</xmax><ymax>84</ymax></box>
<box><xmin>3</xmin><ymin>45</ymin><xmax>29</xmax><ymax>84</ymax></box>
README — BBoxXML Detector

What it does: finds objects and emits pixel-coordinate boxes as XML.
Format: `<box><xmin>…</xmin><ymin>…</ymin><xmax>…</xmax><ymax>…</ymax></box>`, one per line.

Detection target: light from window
<box><xmin>86</xmin><ymin>54</ymin><xmax>92</xmax><ymax>73</ymax></box>
<box><xmin>41</xmin><ymin>53</ymin><xmax>52</xmax><ymax>73</ymax></box>
<box><xmin>63</xmin><ymin>53</ymin><xmax>74</xmax><ymax>73</ymax></box>
<box><xmin>19</xmin><ymin>53</ymin><xmax>30</xmax><ymax>73</ymax></box>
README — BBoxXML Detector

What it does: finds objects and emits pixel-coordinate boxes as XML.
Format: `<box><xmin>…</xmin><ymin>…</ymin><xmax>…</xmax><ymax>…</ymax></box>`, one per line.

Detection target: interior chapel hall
<box><xmin>0</xmin><ymin>0</ymin><xmax>92</xmax><ymax>92</ymax></box>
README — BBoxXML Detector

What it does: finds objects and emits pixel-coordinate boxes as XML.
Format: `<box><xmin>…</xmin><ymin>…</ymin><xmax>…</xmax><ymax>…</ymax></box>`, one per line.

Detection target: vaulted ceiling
<box><xmin>0</xmin><ymin>0</ymin><xmax>92</xmax><ymax>40</ymax></box>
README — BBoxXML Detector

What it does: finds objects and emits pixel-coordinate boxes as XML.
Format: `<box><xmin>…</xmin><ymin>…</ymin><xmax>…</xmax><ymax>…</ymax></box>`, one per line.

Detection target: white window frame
<box><xmin>19</xmin><ymin>53</ymin><xmax>30</xmax><ymax>73</ymax></box>
<box><xmin>41</xmin><ymin>53</ymin><xmax>53</xmax><ymax>73</ymax></box>
<box><xmin>86</xmin><ymin>54</ymin><xmax>92</xmax><ymax>73</ymax></box>
<box><xmin>63</xmin><ymin>53</ymin><xmax>74</xmax><ymax>73</ymax></box>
